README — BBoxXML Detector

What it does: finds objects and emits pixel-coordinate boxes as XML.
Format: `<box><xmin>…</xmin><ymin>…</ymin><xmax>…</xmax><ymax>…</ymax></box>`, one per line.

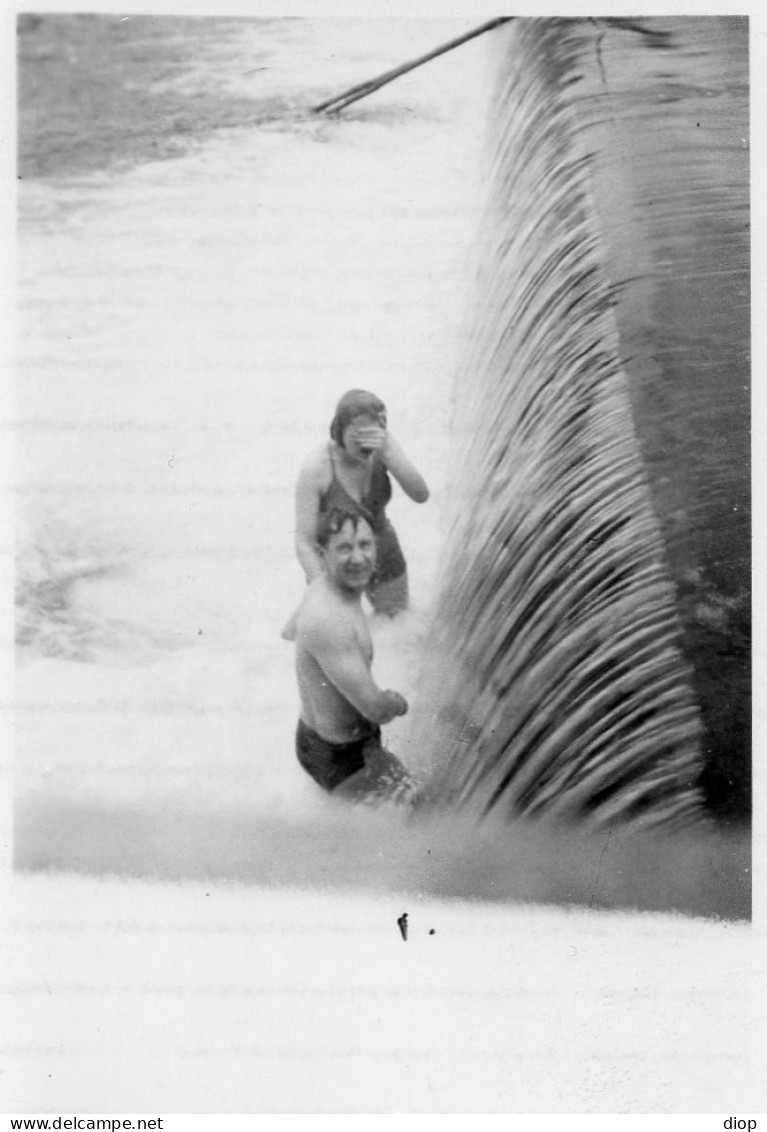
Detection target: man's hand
<box><xmin>380</xmin><ymin>690</ymin><xmax>408</xmax><ymax>723</ymax></box>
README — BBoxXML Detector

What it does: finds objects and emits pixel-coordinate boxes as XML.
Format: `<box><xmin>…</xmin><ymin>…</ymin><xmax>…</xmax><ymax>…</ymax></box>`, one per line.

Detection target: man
<box><xmin>290</xmin><ymin>505</ymin><xmax>417</xmax><ymax>803</ymax></box>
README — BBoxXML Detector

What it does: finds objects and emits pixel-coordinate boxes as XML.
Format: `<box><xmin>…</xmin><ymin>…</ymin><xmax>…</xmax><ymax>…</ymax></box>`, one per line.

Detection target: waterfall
<box><xmin>411</xmin><ymin>17</ymin><xmax>750</xmax><ymax>829</ymax></box>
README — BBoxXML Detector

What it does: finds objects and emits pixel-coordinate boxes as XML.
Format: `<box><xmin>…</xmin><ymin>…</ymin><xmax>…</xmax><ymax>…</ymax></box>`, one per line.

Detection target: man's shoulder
<box><xmin>296</xmin><ymin>581</ymin><xmax>355</xmax><ymax>648</ymax></box>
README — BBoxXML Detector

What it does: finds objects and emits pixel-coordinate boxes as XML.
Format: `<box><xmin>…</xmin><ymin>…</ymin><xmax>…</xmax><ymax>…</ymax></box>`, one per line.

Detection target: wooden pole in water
<box><xmin>312</xmin><ymin>17</ymin><xmax>513</xmax><ymax>115</ymax></box>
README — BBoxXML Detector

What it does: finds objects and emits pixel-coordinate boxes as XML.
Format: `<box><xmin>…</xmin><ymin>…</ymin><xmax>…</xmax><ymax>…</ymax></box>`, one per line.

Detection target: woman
<box><xmin>294</xmin><ymin>389</ymin><xmax>429</xmax><ymax>616</ymax></box>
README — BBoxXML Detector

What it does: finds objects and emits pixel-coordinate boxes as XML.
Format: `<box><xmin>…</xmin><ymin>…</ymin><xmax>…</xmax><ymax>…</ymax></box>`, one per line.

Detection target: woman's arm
<box><xmin>382</xmin><ymin>432</ymin><xmax>430</xmax><ymax>503</ymax></box>
<box><xmin>294</xmin><ymin>451</ymin><xmax>327</xmax><ymax>582</ymax></box>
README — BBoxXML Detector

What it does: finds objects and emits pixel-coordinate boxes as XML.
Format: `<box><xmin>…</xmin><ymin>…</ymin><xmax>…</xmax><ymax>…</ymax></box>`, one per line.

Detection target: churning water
<box><xmin>13</xmin><ymin>17</ymin><xmax>750</xmax><ymax>918</ymax></box>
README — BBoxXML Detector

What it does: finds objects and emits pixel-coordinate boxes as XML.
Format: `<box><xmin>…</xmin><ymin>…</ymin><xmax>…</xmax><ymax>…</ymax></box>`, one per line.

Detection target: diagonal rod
<box><xmin>312</xmin><ymin>17</ymin><xmax>513</xmax><ymax>115</ymax></box>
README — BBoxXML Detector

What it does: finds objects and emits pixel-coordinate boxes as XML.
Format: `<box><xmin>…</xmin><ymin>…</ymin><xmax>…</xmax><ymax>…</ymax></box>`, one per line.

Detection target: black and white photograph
<box><xmin>3</xmin><ymin>1</ymin><xmax>763</xmax><ymax>1118</ymax></box>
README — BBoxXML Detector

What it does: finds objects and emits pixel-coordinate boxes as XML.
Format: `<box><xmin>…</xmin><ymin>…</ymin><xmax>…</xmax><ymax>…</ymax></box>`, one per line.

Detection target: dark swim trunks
<box><xmin>295</xmin><ymin>718</ymin><xmax>418</xmax><ymax>803</ymax></box>
<box><xmin>295</xmin><ymin>718</ymin><xmax>372</xmax><ymax>792</ymax></box>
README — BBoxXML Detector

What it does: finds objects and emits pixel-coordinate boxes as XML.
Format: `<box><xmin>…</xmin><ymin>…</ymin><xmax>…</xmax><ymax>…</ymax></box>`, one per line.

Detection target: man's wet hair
<box><xmin>317</xmin><ymin>506</ymin><xmax>375</xmax><ymax>548</ymax></box>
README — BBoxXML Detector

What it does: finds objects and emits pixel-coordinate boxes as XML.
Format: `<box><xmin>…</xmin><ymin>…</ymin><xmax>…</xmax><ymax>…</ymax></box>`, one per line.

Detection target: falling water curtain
<box><xmin>410</xmin><ymin>17</ymin><xmax>749</xmax><ymax>830</ymax></box>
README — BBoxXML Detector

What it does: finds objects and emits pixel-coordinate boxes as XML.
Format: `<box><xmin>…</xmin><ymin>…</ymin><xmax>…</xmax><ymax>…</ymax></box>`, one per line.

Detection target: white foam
<box><xmin>15</xmin><ymin>18</ymin><xmax>491</xmax><ymax>816</ymax></box>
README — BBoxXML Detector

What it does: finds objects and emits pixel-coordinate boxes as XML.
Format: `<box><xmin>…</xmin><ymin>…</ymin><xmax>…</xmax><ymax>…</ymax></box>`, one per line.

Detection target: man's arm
<box><xmin>303</xmin><ymin>615</ymin><xmax>408</xmax><ymax>725</ymax></box>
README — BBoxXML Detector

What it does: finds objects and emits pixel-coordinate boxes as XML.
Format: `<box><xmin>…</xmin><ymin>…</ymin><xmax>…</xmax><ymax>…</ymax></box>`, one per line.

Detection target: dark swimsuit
<box><xmin>319</xmin><ymin>446</ymin><xmax>407</xmax><ymax>588</ymax></box>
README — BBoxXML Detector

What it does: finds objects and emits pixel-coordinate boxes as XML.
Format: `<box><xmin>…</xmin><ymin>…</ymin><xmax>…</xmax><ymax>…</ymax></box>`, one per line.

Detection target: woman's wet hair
<box><xmin>317</xmin><ymin>506</ymin><xmax>374</xmax><ymax>548</ymax></box>
<box><xmin>329</xmin><ymin>389</ymin><xmax>387</xmax><ymax>447</ymax></box>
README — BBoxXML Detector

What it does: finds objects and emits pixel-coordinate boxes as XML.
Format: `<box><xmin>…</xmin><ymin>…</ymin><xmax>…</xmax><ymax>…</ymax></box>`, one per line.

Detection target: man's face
<box><xmin>323</xmin><ymin>517</ymin><xmax>377</xmax><ymax>594</ymax></box>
